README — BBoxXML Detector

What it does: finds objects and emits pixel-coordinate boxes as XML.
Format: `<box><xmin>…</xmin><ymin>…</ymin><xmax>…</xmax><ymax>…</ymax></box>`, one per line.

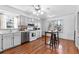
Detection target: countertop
<box><xmin>0</xmin><ymin>31</ymin><xmax>20</xmax><ymax>35</ymax></box>
<box><xmin>0</xmin><ymin>30</ymin><xmax>41</xmax><ymax>35</ymax></box>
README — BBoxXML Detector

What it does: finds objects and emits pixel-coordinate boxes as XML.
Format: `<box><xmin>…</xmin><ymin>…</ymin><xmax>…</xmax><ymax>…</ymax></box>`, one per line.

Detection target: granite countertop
<box><xmin>0</xmin><ymin>29</ymin><xmax>41</xmax><ymax>35</ymax></box>
<box><xmin>0</xmin><ymin>31</ymin><xmax>21</xmax><ymax>35</ymax></box>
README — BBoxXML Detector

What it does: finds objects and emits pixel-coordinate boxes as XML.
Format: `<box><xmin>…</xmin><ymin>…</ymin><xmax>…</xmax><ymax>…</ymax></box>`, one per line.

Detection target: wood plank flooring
<box><xmin>1</xmin><ymin>37</ymin><xmax>79</xmax><ymax>54</ymax></box>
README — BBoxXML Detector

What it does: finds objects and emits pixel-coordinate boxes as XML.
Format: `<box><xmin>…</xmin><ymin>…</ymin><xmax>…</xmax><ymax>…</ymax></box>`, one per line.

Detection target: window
<box><xmin>48</xmin><ymin>19</ymin><xmax>63</xmax><ymax>32</ymax></box>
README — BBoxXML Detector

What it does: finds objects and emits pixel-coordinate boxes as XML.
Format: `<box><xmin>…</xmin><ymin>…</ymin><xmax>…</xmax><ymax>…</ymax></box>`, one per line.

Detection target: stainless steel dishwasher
<box><xmin>21</xmin><ymin>32</ymin><xmax>29</xmax><ymax>44</ymax></box>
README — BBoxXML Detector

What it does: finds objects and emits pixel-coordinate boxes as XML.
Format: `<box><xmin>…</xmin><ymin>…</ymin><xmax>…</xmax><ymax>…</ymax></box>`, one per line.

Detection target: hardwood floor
<box><xmin>1</xmin><ymin>37</ymin><xmax>79</xmax><ymax>54</ymax></box>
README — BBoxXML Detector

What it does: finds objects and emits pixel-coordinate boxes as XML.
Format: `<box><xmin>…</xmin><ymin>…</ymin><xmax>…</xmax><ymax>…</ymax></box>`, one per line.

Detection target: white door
<box><xmin>39</xmin><ymin>30</ymin><xmax>42</xmax><ymax>37</ymax></box>
<box><xmin>0</xmin><ymin>35</ymin><xmax>2</xmax><ymax>51</ymax></box>
<box><xmin>62</xmin><ymin>15</ymin><xmax>75</xmax><ymax>40</ymax></box>
<box><xmin>36</xmin><ymin>31</ymin><xmax>38</xmax><ymax>39</ymax></box>
<box><xmin>3</xmin><ymin>34</ymin><xmax>13</xmax><ymax>50</ymax></box>
<box><xmin>75</xmin><ymin>13</ymin><xmax>79</xmax><ymax>48</ymax></box>
<box><xmin>14</xmin><ymin>32</ymin><xmax>21</xmax><ymax>46</ymax></box>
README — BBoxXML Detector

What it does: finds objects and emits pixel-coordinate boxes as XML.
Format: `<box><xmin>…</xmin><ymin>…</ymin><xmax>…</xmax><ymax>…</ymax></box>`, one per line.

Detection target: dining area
<box><xmin>44</xmin><ymin>31</ymin><xmax>59</xmax><ymax>48</ymax></box>
<box><xmin>44</xmin><ymin>20</ymin><xmax>62</xmax><ymax>48</ymax></box>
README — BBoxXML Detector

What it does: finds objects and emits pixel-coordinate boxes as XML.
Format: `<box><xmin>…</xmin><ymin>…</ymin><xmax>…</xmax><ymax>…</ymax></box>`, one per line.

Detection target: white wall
<box><xmin>40</xmin><ymin>19</ymin><xmax>48</xmax><ymax>35</ymax></box>
<box><xmin>42</xmin><ymin>14</ymin><xmax>75</xmax><ymax>40</ymax></box>
<box><xmin>61</xmin><ymin>14</ymin><xmax>75</xmax><ymax>40</ymax></box>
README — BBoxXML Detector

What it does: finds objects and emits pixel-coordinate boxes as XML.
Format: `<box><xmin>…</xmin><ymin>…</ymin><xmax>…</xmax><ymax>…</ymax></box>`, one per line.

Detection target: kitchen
<box><xmin>0</xmin><ymin>11</ymin><xmax>42</xmax><ymax>52</ymax></box>
<box><xmin>0</xmin><ymin>5</ymin><xmax>79</xmax><ymax>54</ymax></box>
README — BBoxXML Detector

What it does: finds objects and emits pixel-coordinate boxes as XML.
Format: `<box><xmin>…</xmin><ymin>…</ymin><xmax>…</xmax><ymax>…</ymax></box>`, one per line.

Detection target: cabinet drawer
<box><xmin>3</xmin><ymin>34</ymin><xmax>13</xmax><ymax>37</ymax></box>
<box><xmin>14</xmin><ymin>32</ymin><xmax>21</xmax><ymax>36</ymax></box>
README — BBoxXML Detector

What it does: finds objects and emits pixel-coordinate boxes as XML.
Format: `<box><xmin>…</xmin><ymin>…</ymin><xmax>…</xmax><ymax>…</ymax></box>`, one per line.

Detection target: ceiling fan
<box><xmin>32</xmin><ymin>5</ymin><xmax>44</xmax><ymax>16</ymax></box>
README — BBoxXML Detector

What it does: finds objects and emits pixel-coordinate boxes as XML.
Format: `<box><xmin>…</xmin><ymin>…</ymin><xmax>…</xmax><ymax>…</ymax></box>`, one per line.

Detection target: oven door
<box><xmin>30</xmin><ymin>31</ymin><xmax>36</xmax><ymax>41</ymax></box>
<box><xmin>32</xmin><ymin>32</ymin><xmax>36</xmax><ymax>37</ymax></box>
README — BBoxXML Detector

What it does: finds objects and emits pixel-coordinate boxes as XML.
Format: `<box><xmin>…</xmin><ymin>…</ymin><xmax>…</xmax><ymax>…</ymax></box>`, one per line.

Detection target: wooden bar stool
<box><xmin>45</xmin><ymin>31</ymin><xmax>59</xmax><ymax>48</ymax></box>
<box><xmin>50</xmin><ymin>32</ymin><xmax>59</xmax><ymax>48</ymax></box>
<box><xmin>50</xmin><ymin>33</ymin><xmax>54</xmax><ymax>47</ymax></box>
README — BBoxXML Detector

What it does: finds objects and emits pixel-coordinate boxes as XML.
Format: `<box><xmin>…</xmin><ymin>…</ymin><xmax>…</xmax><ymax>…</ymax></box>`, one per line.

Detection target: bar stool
<box><xmin>50</xmin><ymin>32</ymin><xmax>59</xmax><ymax>48</ymax></box>
<box><xmin>54</xmin><ymin>32</ymin><xmax>59</xmax><ymax>47</ymax></box>
<box><xmin>55</xmin><ymin>32</ymin><xmax>59</xmax><ymax>44</ymax></box>
<box><xmin>50</xmin><ymin>33</ymin><xmax>54</xmax><ymax>47</ymax></box>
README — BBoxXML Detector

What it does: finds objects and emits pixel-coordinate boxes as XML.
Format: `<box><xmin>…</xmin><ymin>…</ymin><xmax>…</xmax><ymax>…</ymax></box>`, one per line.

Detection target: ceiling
<box><xmin>6</xmin><ymin>5</ymin><xmax>78</xmax><ymax>19</ymax></box>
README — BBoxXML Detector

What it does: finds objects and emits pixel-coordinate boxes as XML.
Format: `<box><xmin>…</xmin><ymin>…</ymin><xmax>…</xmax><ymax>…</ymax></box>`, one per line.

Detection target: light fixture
<box><xmin>33</xmin><ymin>5</ymin><xmax>41</xmax><ymax>11</ymax></box>
<box><xmin>33</xmin><ymin>5</ymin><xmax>44</xmax><ymax>16</ymax></box>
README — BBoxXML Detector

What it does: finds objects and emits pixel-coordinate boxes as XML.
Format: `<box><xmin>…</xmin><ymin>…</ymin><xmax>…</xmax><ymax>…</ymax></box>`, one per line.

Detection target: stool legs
<box><xmin>50</xmin><ymin>33</ymin><xmax>59</xmax><ymax>48</ymax></box>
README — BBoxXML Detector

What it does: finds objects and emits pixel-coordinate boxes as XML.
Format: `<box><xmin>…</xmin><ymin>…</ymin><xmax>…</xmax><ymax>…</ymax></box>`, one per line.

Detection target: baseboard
<box><xmin>42</xmin><ymin>35</ymin><xmax>74</xmax><ymax>41</ymax></box>
<box><xmin>60</xmin><ymin>38</ymin><xmax>74</xmax><ymax>41</ymax></box>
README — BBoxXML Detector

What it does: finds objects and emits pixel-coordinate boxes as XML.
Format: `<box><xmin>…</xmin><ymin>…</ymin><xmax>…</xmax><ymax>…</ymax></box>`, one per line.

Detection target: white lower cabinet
<box><xmin>38</xmin><ymin>31</ymin><xmax>40</xmax><ymax>38</ymax></box>
<box><xmin>36</xmin><ymin>30</ymin><xmax>42</xmax><ymax>39</ymax></box>
<box><xmin>3</xmin><ymin>34</ymin><xmax>13</xmax><ymax>50</ymax></box>
<box><xmin>14</xmin><ymin>32</ymin><xmax>21</xmax><ymax>46</ymax></box>
<box><xmin>39</xmin><ymin>30</ymin><xmax>42</xmax><ymax>37</ymax></box>
<box><xmin>0</xmin><ymin>35</ymin><xmax>2</xmax><ymax>52</ymax></box>
<box><xmin>0</xmin><ymin>32</ymin><xmax>21</xmax><ymax>51</ymax></box>
<box><xmin>36</xmin><ymin>31</ymin><xmax>38</xmax><ymax>39</ymax></box>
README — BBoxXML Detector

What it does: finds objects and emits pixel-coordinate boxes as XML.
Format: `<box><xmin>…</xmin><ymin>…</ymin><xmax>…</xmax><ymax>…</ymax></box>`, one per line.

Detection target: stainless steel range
<box><xmin>29</xmin><ymin>31</ymin><xmax>37</xmax><ymax>41</ymax></box>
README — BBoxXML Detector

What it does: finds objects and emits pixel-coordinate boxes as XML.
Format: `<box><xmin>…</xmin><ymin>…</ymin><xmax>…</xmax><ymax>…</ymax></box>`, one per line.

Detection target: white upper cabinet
<box><xmin>17</xmin><ymin>15</ymin><xmax>34</xmax><ymax>26</ymax></box>
<box><xmin>20</xmin><ymin>15</ymin><xmax>26</xmax><ymax>25</ymax></box>
<box><xmin>0</xmin><ymin>14</ymin><xmax>19</xmax><ymax>29</ymax></box>
<box><xmin>0</xmin><ymin>14</ymin><xmax>7</xmax><ymax>29</ymax></box>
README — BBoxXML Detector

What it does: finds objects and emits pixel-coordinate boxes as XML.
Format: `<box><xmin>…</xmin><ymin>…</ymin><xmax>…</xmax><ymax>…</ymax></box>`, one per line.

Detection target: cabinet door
<box><xmin>37</xmin><ymin>30</ymin><xmax>40</xmax><ymax>38</ymax></box>
<box><xmin>14</xmin><ymin>32</ymin><xmax>21</xmax><ymax>46</ymax></box>
<box><xmin>36</xmin><ymin>31</ymin><xmax>38</xmax><ymax>39</ymax></box>
<box><xmin>38</xmin><ymin>31</ymin><xmax>40</xmax><ymax>38</ymax></box>
<box><xmin>39</xmin><ymin>30</ymin><xmax>42</xmax><ymax>37</ymax></box>
<box><xmin>3</xmin><ymin>34</ymin><xmax>13</xmax><ymax>50</ymax></box>
<box><xmin>0</xmin><ymin>35</ymin><xmax>2</xmax><ymax>51</ymax></box>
